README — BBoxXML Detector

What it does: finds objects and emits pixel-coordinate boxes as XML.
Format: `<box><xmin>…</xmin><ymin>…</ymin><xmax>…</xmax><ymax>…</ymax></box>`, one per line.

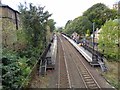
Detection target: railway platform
<box><xmin>39</xmin><ymin>34</ymin><xmax>57</xmax><ymax>75</ymax></box>
<box><xmin>62</xmin><ymin>34</ymin><xmax>108</xmax><ymax>71</ymax></box>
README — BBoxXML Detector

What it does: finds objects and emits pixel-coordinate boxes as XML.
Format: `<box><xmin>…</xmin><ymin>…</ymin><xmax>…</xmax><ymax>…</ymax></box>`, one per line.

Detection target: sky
<box><xmin>2</xmin><ymin>0</ymin><xmax>119</xmax><ymax>27</ymax></box>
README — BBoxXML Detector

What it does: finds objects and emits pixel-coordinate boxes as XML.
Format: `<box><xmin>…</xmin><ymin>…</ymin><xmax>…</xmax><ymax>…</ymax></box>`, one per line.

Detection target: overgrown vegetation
<box><xmin>98</xmin><ymin>20</ymin><xmax>119</xmax><ymax>61</ymax></box>
<box><xmin>102</xmin><ymin>61</ymin><xmax>119</xmax><ymax>89</ymax></box>
<box><xmin>2</xmin><ymin>2</ymin><xmax>55</xmax><ymax>89</ymax></box>
<box><xmin>2</xmin><ymin>49</ymin><xmax>31</xmax><ymax>89</ymax></box>
<box><xmin>64</xmin><ymin>16</ymin><xmax>92</xmax><ymax>36</ymax></box>
<box><xmin>83</xmin><ymin>3</ymin><xmax>117</xmax><ymax>29</ymax></box>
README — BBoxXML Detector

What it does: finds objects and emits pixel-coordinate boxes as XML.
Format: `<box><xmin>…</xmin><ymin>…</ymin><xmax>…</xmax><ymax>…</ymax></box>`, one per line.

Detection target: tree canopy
<box><xmin>64</xmin><ymin>16</ymin><xmax>92</xmax><ymax>36</ymax></box>
<box><xmin>19</xmin><ymin>3</ymin><xmax>54</xmax><ymax>48</ymax></box>
<box><xmin>47</xmin><ymin>19</ymin><xmax>56</xmax><ymax>32</ymax></box>
<box><xmin>83</xmin><ymin>3</ymin><xmax>117</xmax><ymax>29</ymax></box>
<box><xmin>64</xmin><ymin>3</ymin><xmax>117</xmax><ymax>38</ymax></box>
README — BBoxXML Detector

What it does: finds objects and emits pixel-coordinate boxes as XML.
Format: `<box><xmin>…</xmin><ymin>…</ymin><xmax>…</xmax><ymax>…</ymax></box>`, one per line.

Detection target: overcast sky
<box><xmin>2</xmin><ymin>0</ymin><xmax>119</xmax><ymax>27</ymax></box>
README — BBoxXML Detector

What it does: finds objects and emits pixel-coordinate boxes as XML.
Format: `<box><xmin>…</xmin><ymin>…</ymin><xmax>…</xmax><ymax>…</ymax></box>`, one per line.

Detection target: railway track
<box><xmin>57</xmin><ymin>35</ymin><xmax>70</xmax><ymax>88</ymax></box>
<box><xmin>61</xmin><ymin>35</ymin><xmax>101</xmax><ymax>89</ymax></box>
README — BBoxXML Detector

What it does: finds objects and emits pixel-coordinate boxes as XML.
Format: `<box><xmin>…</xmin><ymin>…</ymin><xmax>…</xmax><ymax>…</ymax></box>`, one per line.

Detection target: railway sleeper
<box><xmin>88</xmin><ymin>84</ymin><xmax>98</xmax><ymax>88</ymax></box>
<box><xmin>82</xmin><ymin>72</ymin><xmax>89</xmax><ymax>75</ymax></box>
<box><xmin>87</xmin><ymin>84</ymin><xmax>98</xmax><ymax>88</ymax></box>
<box><xmin>88</xmin><ymin>85</ymin><xmax>98</xmax><ymax>89</ymax></box>
<box><xmin>86</xmin><ymin>81</ymin><xmax>95</xmax><ymax>84</ymax></box>
<box><xmin>88</xmin><ymin>86</ymin><xmax>99</xmax><ymax>90</ymax></box>
<box><xmin>82</xmin><ymin>74</ymin><xmax>90</xmax><ymax>77</ymax></box>
<box><xmin>84</xmin><ymin>76</ymin><xmax>92</xmax><ymax>79</ymax></box>
<box><xmin>81</xmin><ymin>71</ymin><xmax>88</xmax><ymax>73</ymax></box>
<box><xmin>85</xmin><ymin>78</ymin><xmax>94</xmax><ymax>82</ymax></box>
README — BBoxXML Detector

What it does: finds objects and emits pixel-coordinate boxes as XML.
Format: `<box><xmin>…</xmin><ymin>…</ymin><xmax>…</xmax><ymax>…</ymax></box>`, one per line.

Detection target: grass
<box><xmin>39</xmin><ymin>76</ymin><xmax>49</xmax><ymax>88</ymax></box>
<box><xmin>102</xmin><ymin>60</ymin><xmax>119</xmax><ymax>89</ymax></box>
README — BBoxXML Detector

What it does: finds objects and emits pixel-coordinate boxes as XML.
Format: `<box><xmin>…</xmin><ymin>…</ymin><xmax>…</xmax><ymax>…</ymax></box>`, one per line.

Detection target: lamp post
<box><xmin>92</xmin><ymin>22</ymin><xmax>95</xmax><ymax>63</ymax></box>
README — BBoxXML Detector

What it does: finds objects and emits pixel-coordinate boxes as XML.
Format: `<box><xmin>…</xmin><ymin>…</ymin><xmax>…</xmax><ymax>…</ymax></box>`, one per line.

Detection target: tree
<box><xmin>83</xmin><ymin>3</ymin><xmax>117</xmax><ymax>29</ymax></box>
<box><xmin>98</xmin><ymin>19</ymin><xmax>119</xmax><ymax>60</ymax></box>
<box><xmin>19</xmin><ymin>3</ymin><xmax>52</xmax><ymax>48</ymax></box>
<box><xmin>64</xmin><ymin>16</ymin><xmax>92</xmax><ymax>36</ymax></box>
<box><xmin>47</xmin><ymin>19</ymin><xmax>56</xmax><ymax>32</ymax></box>
<box><xmin>65</xmin><ymin>20</ymin><xmax>72</xmax><ymax>29</ymax></box>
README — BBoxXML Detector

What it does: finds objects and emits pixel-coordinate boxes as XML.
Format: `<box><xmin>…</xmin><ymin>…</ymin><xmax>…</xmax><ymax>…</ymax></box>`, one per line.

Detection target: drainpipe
<box><xmin>15</xmin><ymin>11</ymin><xmax>18</xmax><ymax>30</ymax></box>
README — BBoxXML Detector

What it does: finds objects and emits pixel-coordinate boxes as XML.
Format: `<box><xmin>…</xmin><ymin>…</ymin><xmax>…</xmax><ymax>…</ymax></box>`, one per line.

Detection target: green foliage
<box><xmin>2</xmin><ymin>49</ymin><xmax>31</xmax><ymax>89</ymax></box>
<box><xmin>64</xmin><ymin>16</ymin><xmax>92</xmax><ymax>36</ymax></box>
<box><xmin>57</xmin><ymin>27</ymin><xmax>64</xmax><ymax>33</ymax></box>
<box><xmin>64</xmin><ymin>3</ymin><xmax>117</xmax><ymax>43</ymax></box>
<box><xmin>98</xmin><ymin>20</ymin><xmax>119</xmax><ymax>60</ymax></box>
<box><xmin>83</xmin><ymin>3</ymin><xmax>117</xmax><ymax>29</ymax></box>
<box><xmin>65</xmin><ymin>20</ymin><xmax>72</xmax><ymax>29</ymax></box>
<box><xmin>16</xmin><ymin>27</ymin><xmax>26</xmax><ymax>45</ymax></box>
<box><xmin>86</xmin><ymin>29</ymin><xmax>90</xmax><ymax>37</ymax></box>
<box><xmin>47</xmin><ymin>19</ymin><xmax>56</xmax><ymax>32</ymax></box>
<box><xmin>1</xmin><ymin>19</ymin><xmax>17</xmax><ymax>47</ymax></box>
<box><xmin>2</xmin><ymin>2</ymin><xmax>55</xmax><ymax>89</ymax></box>
<box><xmin>2</xmin><ymin>45</ymin><xmax>43</xmax><ymax>89</ymax></box>
<box><xmin>19</xmin><ymin>3</ymin><xmax>52</xmax><ymax>48</ymax></box>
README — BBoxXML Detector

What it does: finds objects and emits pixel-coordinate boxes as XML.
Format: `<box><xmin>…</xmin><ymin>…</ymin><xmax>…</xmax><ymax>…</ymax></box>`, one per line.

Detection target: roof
<box><xmin>0</xmin><ymin>3</ymin><xmax>20</xmax><ymax>14</ymax></box>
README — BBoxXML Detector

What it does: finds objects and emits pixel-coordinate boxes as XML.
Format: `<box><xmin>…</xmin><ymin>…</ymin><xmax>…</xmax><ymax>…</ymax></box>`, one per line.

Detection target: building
<box><xmin>113</xmin><ymin>3</ymin><xmax>118</xmax><ymax>10</ymax></box>
<box><xmin>0</xmin><ymin>2</ymin><xmax>20</xmax><ymax>30</ymax></box>
<box><xmin>0</xmin><ymin>2</ymin><xmax>21</xmax><ymax>49</ymax></box>
<box><xmin>113</xmin><ymin>1</ymin><xmax>120</xmax><ymax>10</ymax></box>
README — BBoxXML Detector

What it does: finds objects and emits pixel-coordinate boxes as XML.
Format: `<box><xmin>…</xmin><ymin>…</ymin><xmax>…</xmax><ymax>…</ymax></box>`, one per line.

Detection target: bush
<box><xmin>98</xmin><ymin>20</ymin><xmax>119</xmax><ymax>61</ymax></box>
<box><xmin>2</xmin><ymin>47</ymin><xmax>39</xmax><ymax>89</ymax></box>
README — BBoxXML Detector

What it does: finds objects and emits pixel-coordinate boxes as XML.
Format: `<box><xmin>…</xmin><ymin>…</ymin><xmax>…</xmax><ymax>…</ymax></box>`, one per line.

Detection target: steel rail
<box><xmin>62</xmin><ymin>36</ymin><xmax>88</xmax><ymax>88</ymax></box>
<box><xmin>57</xmin><ymin>35</ymin><xmax>71</xmax><ymax>88</ymax></box>
<box><xmin>59</xmin><ymin>36</ymin><xmax>71</xmax><ymax>88</ymax></box>
<box><xmin>62</xmin><ymin>36</ymin><xmax>101</xmax><ymax>89</ymax></box>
